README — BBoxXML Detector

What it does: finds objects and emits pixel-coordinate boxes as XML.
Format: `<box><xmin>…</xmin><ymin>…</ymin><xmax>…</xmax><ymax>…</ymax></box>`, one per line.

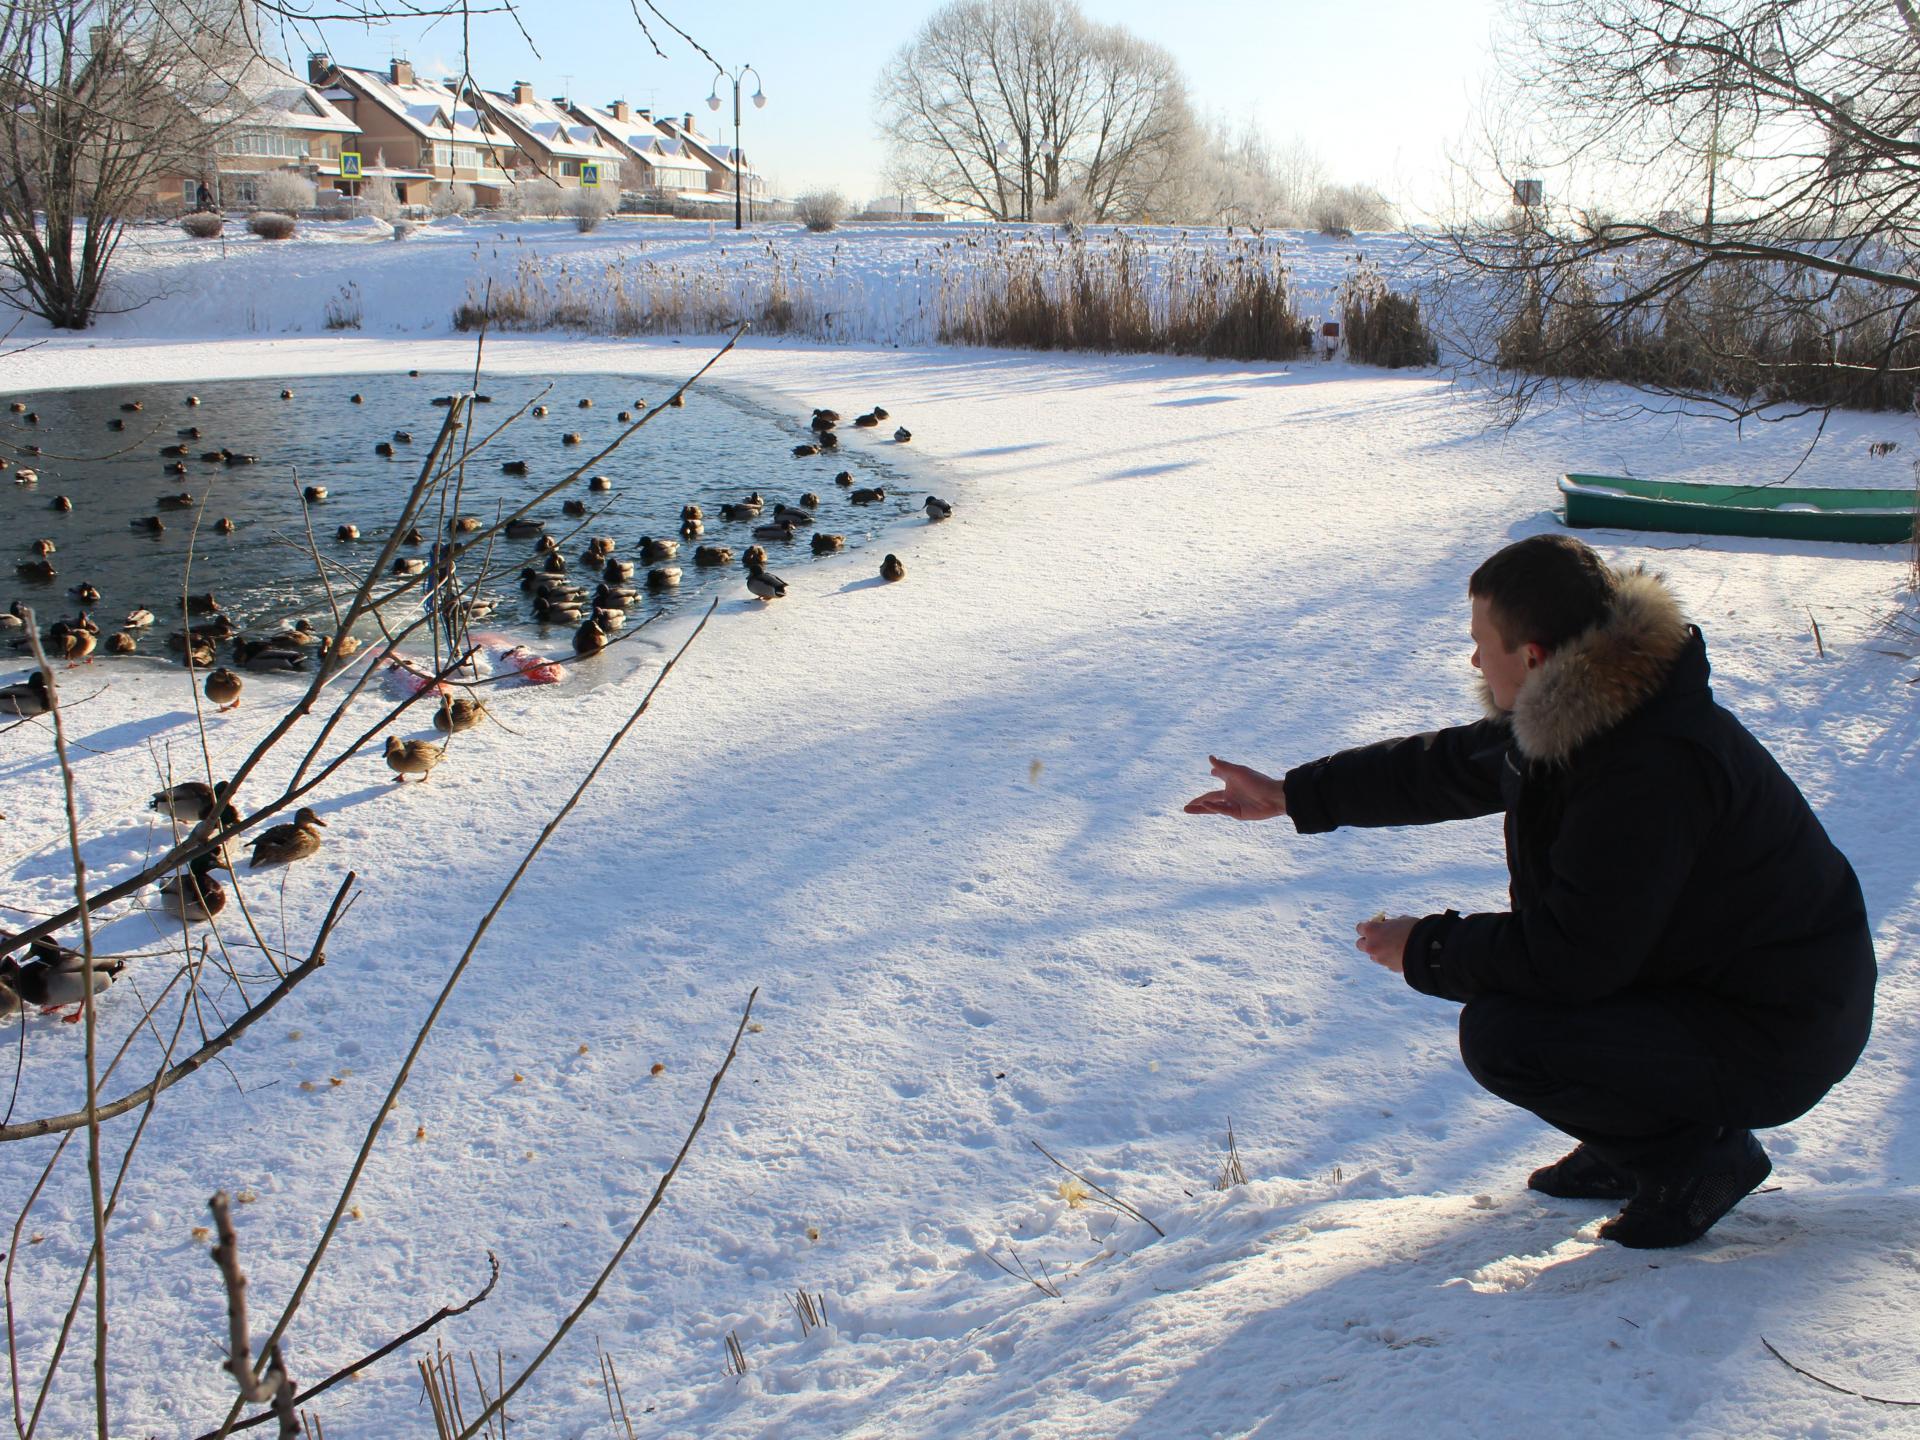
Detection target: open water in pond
<box><xmin>1</xmin><ymin>369</ymin><xmax>934</xmax><ymax>688</ymax></box>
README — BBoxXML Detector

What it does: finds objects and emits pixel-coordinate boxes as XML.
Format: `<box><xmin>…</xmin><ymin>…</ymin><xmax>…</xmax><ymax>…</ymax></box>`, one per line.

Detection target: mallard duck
<box><xmin>336</xmin><ymin>523</ymin><xmax>359</xmax><ymax>542</ymax></box>
<box><xmin>563</xmin><ymin>498</ymin><xmax>588</xmax><ymax>517</ymax></box>
<box><xmin>321</xmin><ymin>634</ymin><xmax>361</xmax><ymax>668</ymax></box>
<box><xmin>646</xmin><ymin>566</ymin><xmax>681</xmax><ymax>590</ymax></box>
<box><xmin>374</xmin><ymin>441</ymin><xmax>394</xmax><ymax>457</ymax></box>
<box><xmin>572</xmin><ymin>617</ymin><xmax>608</xmax><ymax>655</ymax></box>
<box><xmin>502</xmin><ymin>460</ymin><xmax>529</xmax><ymax>476</ymax></box>
<box><xmin>681</xmin><ymin>504</ymin><xmax>704</xmax><ymax>522</ymax></box>
<box><xmin>593</xmin><ymin>605</ymin><xmax>626</xmax><ymax>631</ymax></box>
<box><xmin>3</xmin><ymin>939</ymin><xmax>127</xmax><ymax>1020</ymax></box>
<box><xmin>881</xmin><ymin>553</ymin><xmax>907</xmax><ymax>582</ymax></box>
<box><xmin>853</xmin><ymin>412</ymin><xmax>880</xmax><ymax>428</ymax></box>
<box><xmin>350</xmin><ymin>392</ymin><xmax>364</xmax><ymax>404</ymax></box>
<box><xmin>742</xmin><ymin>491</ymin><xmax>765</xmax><ymax>506</ymax></box>
<box><xmin>177</xmin><ymin>425</ymin><xmax>202</xmax><ymax>438</ymax></box>
<box><xmin>121</xmin><ymin>400</ymin><xmax>144</xmax><ymax>413</ymax></box>
<box><xmin>302</xmin><ymin>485</ymin><xmax>328</xmax><ymax>504</ymax></box>
<box><xmin>214</xmin><ymin>517</ymin><xmax>235</xmax><ymax>534</ymax></box>
<box><xmin>583</xmin><ymin>535</ymin><xmax>616</xmax><ymax>559</ymax></box>
<box><xmin>185</xmin><ymin>592</ymin><xmax>222</xmax><ymax>615</ymax></box>
<box><xmin>810</xmin><ymin>412</ymin><xmax>836</xmax><ymax>434</ymax></box>
<box><xmin>156</xmin><ymin>853</ymin><xmax>226</xmax><ymax>922</ymax></box>
<box><xmin>719</xmin><ymin>503</ymin><xmax>760</xmax><ymax>523</ymax></box>
<box><xmin>894</xmin><ymin>427</ymin><xmax>912</xmax><ymax>443</ymax></box>
<box><xmin>742</xmin><ymin>545</ymin><xmax>768</xmax><ymax>568</ymax></box>
<box><xmin>531</xmin><ymin>404</ymin><xmax>549</xmax><ymax>418</ymax></box>
<box><xmin>505</xmin><ymin>518</ymin><xmax>545</xmax><ymax>538</ymax></box>
<box><xmin>449</xmin><ymin>516</ymin><xmax>482</xmax><ymax>534</ymax></box>
<box><xmin>578</xmin><ymin>397</ymin><xmax>593</xmax><ymax>408</ymax></box>
<box><xmin>773</xmin><ymin>504</ymin><xmax>814</xmax><ymax>526</ymax></box>
<box><xmin>107</xmin><ymin>632</ymin><xmax>136</xmax><ymax>654</ymax></box>
<box><xmin>392</xmin><ymin>430</ymin><xmax>413</xmax><ymax>444</ymax></box>
<box><xmin>71</xmin><ymin>582</ymin><xmax>99</xmax><ymax>603</ymax></box>
<box><xmin>0</xmin><ymin>601</ymin><xmax>24</xmax><ymax>631</ymax></box>
<box><xmin>745</xmin><ymin>562</ymin><xmax>788</xmax><ymax>601</ymax></box>
<box><xmin>618</xmin><ymin>410</ymin><xmax>632</xmax><ymax>422</ymax></box>
<box><xmin>165</xmin><ymin>461</ymin><xmax>187</xmax><ymax>476</ymax></box>
<box><xmin>393</xmin><ymin>557</ymin><xmax>426</xmax><ymax>576</ymax></box>
<box><xmin>233</xmin><ymin>641</ymin><xmax>304</xmax><ymax>673</ymax></box>
<box><xmin>594</xmin><ymin>584</ymin><xmax>637</xmax><ymax>611</ymax></box>
<box><xmin>178</xmin><ymin>640</ymin><xmax>215</xmax><ymax>668</ymax></box>
<box><xmin>589</xmin><ymin>474</ymin><xmax>612</xmax><ymax>492</ymax></box>
<box><xmin>17</xmin><ymin>558</ymin><xmax>55</xmax><ymax>579</ymax></box>
<box><xmin>248</xmin><ymin>807</ymin><xmax>327</xmax><ymax>866</ymax></box>
<box><xmin>813</xmin><ymin>408</ymin><xmax>841</xmax><ymax>425</ymax></box>
<box><xmin>562</xmin><ymin>432</ymin><xmax>583</xmax><ymax>446</ymax></box>
<box><xmin>204</xmin><ymin>667</ymin><xmax>242</xmax><ymax>710</ymax></box>
<box><xmin>185</xmin><ymin>394</ymin><xmax>200</xmax><ymax>406</ymax></box>
<box><xmin>811</xmin><ymin>532</ymin><xmax>845</xmax><ymax>554</ymax></box>
<box><xmin>51</xmin><ymin>495</ymin><xmax>72</xmax><ymax>512</ymax></box>
<box><xmin>792</xmin><ymin>443</ymin><xmax>820</xmax><ymax>458</ymax></box>
<box><xmin>818</xmin><ymin>430</ymin><xmax>840</xmax><ymax>450</ymax></box>
<box><xmin>534</xmin><ymin>594</ymin><xmax>583</xmax><ymax>624</ymax></box>
<box><xmin>403</xmin><ymin>527</ymin><xmax>425</xmax><ymax>545</ymax></box>
<box><xmin>694</xmin><ymin>545</ymin><xmax>733</xmax><ymax>567</ymax></box>
<box><xmin>925</xmin><ymin>495</ymin><xmax>954</xmax><ymax>520</ymax></box>
<box><xmin>681</xmin><ymin>517</ymin><xmax>703</xmax><ymax>538</ymax></box>
<box><xmin>201</xmin><ymin>450</ymin><xmax>229</xmax><ymax>463</ymax></box>
<box><xmin>604</xmin><ymin>559</ymin><xmax>635</xmax><ymax>582</ymax></box>
<box><xmin>11</xmin><ymin>467</ymin><xmax>37</xmax><ymax>485</ymax></box>
<box><xmin>157</xmin><ymin>492</ymin><xmax>195</xmax><ymax>509</ymax></box>
<box><xmin>60</xmin><ymin>628</ymin><xmax>96</xmax><ymax>665</ymax></box>
<box><xmin>638</xmin><ymin>536</ymin><xmax>678</xmax><ymax>563</ymax></box>
<box><xmin>160</xmin><ymin>442</ymin><xmax>189</xmax><ymax>457</ymax></box>
<box><xmin>0</xmin><ymin>672</ymin><xmax>50</xmax><ymax>716</ymax></box>
<box><xmin>433</xmin><ymin>695</ymin><xmax>486</xmax><ymax>734</ymax></box>
<box><xmin>107</xmin><ymin>418</ymin><xmax>126</xmax><ymax>431</ymax></box>
<box><xmin>190</xmin><ymin>614</ymin><xmax>237</xmax><ymax>642</ymax></box>
<box><xmin>31</xmin><ymin>538</ymin><xmax>55</xmax><ymax>556</ymax></box>
<box><xmin>128</xmin><ymin>517</ymin><xmax>163</xmax><ymax>535</ymax></box>
<box><xmin>850</xmin><ymin>487</ymin><xmax>886</xmax><ymax>505</ymax></box>
<box><xmin>541</xmin><ymin>552</ymin><xmax>567</xmax><ymax>574</ymax></box>
<box><xmin>125</xmin><ymin>608</ymin><xmax>154</xmax><ymax>628</ymax></box>
<box><xmin>226</xmin><ymin>452</ymin><xmax>259</xmax><ymax>466</ymax></box>
<box><xmin>872</xmin><ymin>406</ymin><xmax>890</xmax><ymax>421</ymax></box>
<box><xmin>6</xmin><ymin>401</ymin><xmax>22</xmax><ymax>412</ymax></box>
<box><xmin>668</xmin><ymin>392</ymin><xmax>685</xmax><ymax>407</ymax></box>
<box><xmin>752</xmin><ymin>521</ymin><xmax>797</xmax><ymax>542</ymax></box>
<box><xmin>279</xmin><ymin>388</ymin><xmax>294</xmax><ymax>400</ymax></box>
<box><xmin>799</xmin><ymin>491</ymin><xmax>821</xmax><ymax>508</ymax></box>
<box><xmin>834</xmin><ymin>470</ymin><xmax>854</xmax><ymax>487</ymax></box>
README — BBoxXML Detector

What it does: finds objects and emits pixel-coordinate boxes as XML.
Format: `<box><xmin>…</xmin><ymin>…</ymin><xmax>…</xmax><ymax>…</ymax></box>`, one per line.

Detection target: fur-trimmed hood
<box><xmin>1483</xmin><ymin>566</ymin><xmax>1692</xmax><ymax>764</ymax></box>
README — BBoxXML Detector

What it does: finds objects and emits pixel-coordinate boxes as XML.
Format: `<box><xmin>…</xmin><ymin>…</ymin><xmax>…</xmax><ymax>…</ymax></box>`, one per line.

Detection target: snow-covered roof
<box><xmin>333</xmin><ymin>66</ymin><xmax>497</xmax><ymax>147</ymax></box>
<box><xmin>204</xmin><ymin>56</ymin><xmax>360</xmax><ymax>136</ymax></box>
<box><xmin>567</xmin><ymin>102</ymin><xmax>710</xmax><ymax>174</ymax></box>
<box><xmin>655</xmin><ymin>118</ymin><xmax>759</xmax><ymax>180</ymax></box>
<box><xmin>473</xmin><ymin>89</ymin><xmax>624</xmax><ymax>164</ymax></box>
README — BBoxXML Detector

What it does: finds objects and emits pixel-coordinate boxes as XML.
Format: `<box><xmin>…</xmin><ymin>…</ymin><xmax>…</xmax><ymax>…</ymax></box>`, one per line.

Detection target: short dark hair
<box><xmin>1469</xmin><ymin>535</ymin><xmax>1616</xmax><ymax>651</ymax></box>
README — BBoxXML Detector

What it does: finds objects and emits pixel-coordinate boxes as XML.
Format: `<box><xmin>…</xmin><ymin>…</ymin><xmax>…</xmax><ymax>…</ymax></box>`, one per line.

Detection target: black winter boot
<box><xmin>1599</xmin><ymin>1129</ymin><xmax>1772</xmax><ymax>1249</ymax></box>
<box><xmin>1528</xmin><ymin>1142</ymin><xmax>1637</xmax><ymax>1200</ymax></box>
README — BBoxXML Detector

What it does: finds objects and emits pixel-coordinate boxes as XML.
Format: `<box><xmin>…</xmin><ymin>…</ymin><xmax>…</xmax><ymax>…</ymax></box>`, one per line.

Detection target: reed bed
<box><xmin>453</xmin><ymin>229</ymin><xmax>1320</xmax><ymax>362</ymax></box>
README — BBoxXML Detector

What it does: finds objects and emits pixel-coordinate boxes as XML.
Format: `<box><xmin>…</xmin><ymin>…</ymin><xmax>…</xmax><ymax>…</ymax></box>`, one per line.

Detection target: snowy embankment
<box><xmin>1</xmin><ymin>236</ymin><xmax>1917</xmax><ymax>1438</ymax></box>
<box><xmin>46</xmin><ymin>214</ymin><xmax>1405</xmax><ymax>344</ymax></box>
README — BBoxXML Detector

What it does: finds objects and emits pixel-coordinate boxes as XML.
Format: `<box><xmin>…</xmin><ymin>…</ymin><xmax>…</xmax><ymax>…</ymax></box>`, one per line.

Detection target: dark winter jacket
<box><xmin>1282</xmin><ymin>568</ymin><xmax>1874</xmax><ymax>1081</ymax></box>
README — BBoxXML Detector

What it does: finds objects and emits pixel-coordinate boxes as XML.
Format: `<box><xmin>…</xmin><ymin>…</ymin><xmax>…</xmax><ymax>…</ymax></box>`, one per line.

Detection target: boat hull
<box><xmin>1560</xmin><ymin>474</ymin><xmax>1917</xmax><ymax>545</ymax></box>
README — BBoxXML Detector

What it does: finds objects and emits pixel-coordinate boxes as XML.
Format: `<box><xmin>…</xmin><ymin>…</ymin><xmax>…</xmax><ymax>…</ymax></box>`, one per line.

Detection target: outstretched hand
<box><xmin>1355</xmin><ymin>914</ymin><xmax>1417</xmax><ymax>974</ymax></box>
<box><xmin>1183</xmin><ymin>756</ymin><xmax>1288</xmax><ymax>822</ymax></box>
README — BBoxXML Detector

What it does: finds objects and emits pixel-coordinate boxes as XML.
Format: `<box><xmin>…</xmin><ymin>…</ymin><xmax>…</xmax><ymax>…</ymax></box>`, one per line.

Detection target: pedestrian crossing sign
<box><xmin>340</xmin><ymin>151</ymin><xmax>362</xmax><ymax>179</ymax></box>
<box><xmin>581</xmin><ymin>162</ymin><xmax>600</xmax><ymax>188</ymax></box>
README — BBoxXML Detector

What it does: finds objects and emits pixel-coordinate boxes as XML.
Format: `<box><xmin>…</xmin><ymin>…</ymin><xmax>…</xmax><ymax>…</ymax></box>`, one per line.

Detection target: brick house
<box><xmin>155</xmin><ymin>57</ymin><xmax>361</xmax><ymax>210</ymax></box>
<box><xmin>308</xmin><ymin>56</ymin><xmax>519</xmax><ymax>206</ymax></box>
<box><xmin>566</xmin><ymin>101</ymin><xmax>710</xmax><ymax>198</ymax></box>
<box><xmin>653</xmin><ymin>113</ymin><xmax>767</xmax><ymax>209</ymax></box>
<box><xmin>464</xmin><ymin>83</ymin><xmax>626</xmax><ymax>192</ymax></box>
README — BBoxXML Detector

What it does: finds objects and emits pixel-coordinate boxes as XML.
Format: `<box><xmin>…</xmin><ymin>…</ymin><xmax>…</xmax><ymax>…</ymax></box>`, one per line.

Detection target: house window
<box><xmin>558</xmin><ymin>159</ymin><xmax>580</xmax><ymax>178</ymax></box>
<box><xmin>225</xmin><ymin>130</ymin><xmax>311</xmax><ymax>159</ymax></box>
<box><xmin>231</xmin><ymin>177</ymin><xmax>260</xmax><ymax>205</ymax></box>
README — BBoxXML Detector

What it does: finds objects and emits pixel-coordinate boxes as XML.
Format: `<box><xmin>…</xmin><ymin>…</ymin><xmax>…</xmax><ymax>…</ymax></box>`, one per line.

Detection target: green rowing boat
<box><xmin>1559</xmin><ymin>473</ymin><xmax>1917</xmax><ymax>544</ymax></box>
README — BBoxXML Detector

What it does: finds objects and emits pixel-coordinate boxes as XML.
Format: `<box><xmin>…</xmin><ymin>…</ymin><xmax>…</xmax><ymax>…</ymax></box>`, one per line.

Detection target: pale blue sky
<box><xmin>283</xmin><ymin>0</ymin><xmax>1500</xmax><ymax>209</ymax></box>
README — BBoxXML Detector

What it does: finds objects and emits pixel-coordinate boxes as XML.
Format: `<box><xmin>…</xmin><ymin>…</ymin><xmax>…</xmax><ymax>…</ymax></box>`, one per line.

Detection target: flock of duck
<box><xmin>0</xmin><ymin>382</ymin><xmax>956</xmax><ymax>1022</ymax></box>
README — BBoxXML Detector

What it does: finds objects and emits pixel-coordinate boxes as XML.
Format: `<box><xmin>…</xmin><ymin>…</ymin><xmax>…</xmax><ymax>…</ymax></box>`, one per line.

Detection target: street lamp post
<box><xmin>706</xmin><ymin>64</ymin><xmax>765</xmax><ymax>231</ymax></box>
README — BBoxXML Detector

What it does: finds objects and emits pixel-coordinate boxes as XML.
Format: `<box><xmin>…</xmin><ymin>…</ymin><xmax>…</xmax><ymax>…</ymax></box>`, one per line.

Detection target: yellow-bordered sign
<box><xmin>580</xmin><ymin>162</ymin><xmax>600</xmax><ymax>188</ymax></box>
<box><xmin>339</xmin><ymin>151</ymin><xmax>362</xmax><ymax>179</ymax></box>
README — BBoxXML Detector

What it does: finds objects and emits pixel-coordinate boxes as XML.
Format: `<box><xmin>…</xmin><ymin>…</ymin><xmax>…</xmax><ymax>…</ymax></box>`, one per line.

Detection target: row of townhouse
<box><xmin>167</xmin><ymin>55</ymin><xmax>766</xmax><ymax>213</ymax></box>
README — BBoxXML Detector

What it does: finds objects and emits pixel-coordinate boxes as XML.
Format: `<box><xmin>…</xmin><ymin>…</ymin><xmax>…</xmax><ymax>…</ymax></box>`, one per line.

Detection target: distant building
<box><xmin>465</xmin><ymin>83</ymin><xmax>626</xmax><ymax>192</ymax></box>
<box><xmin>567</xmin><ymin>100</ymin><xmax>712</xmax><ymax>197</ymax></box>
<box><xmin>309</xmin><ymin>56</ymin><xmax>518</xmax><ymax>207</ymax></box>
<box><xmin>158</xmin><ymin>56</ymin><xmax>361</xmax><ymax>210</ymax></box>
<box><xmin>654</xmin><ymin>113</ymin><xmax>767</xmax><ymax>209</ymax></box>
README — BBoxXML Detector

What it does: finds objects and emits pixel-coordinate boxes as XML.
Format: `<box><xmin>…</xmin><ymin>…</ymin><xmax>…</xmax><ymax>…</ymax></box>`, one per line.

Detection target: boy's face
<box><xmin>1470</xmin><ymin>595</ymin><xmax>1542</xmax><ymax>712</ymax></box>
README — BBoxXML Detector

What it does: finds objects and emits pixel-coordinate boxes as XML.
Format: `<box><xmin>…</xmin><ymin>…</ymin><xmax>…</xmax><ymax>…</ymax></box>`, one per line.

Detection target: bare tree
<box><xmin>1436</xmin><ymin>0</ymin><xmax>1920</xmax><ymax>420</ymax></box>
<box><xmin>0</xmin><ymin>0</ymin><xmax>256</xmax><ymax>328</ymax></box>
<box><xmin>875</xmin><ymin>0</ymin><xmax>1192</xmax><ymax>223</ymax></box>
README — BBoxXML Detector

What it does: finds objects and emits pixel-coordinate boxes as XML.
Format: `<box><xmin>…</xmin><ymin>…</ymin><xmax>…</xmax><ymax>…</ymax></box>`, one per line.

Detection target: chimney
<box><xmin>307</xmin><ymin>51</ymin><xmax>331</xmax><ymax>85</ymax></box>
<box><xmin>390</xmin><ymin>58</ymin><xmax>413</xmax><ymax>86</ymax></box>
<box><xmin>513</xmin><ymin>81</ymin><xmax>534</xmax><ymax>106</ymax></box>
<box><xmin>610</xmin><ymin>100</ymin><xmax>631</xmax><ymax>122</ymax></box>
<box><xmin>637</xmin><ymin>107</ymin><xmax>651</xmax><ymax>121</ymax></box>
<box><xmin>682</xmin><ymin>112</ymin><xmax>695</xmax><ymax>135</ymax></box>
<box><xmin>88</xmin><ymin>25</ymin><xmax>109</xmax><ymax>56</ymax></box>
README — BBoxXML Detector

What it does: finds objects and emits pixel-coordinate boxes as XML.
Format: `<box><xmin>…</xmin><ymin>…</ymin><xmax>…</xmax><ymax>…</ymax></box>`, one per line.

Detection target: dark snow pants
<box><xmin>1456</xmin><ymin>991</ymin><xmax>1850</xmax><ymax>1176</ymax></box>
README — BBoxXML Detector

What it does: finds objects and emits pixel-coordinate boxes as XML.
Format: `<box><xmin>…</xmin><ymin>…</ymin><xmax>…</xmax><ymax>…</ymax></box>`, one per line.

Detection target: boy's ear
<box><xmin>1523</xmin><ymin>642</ymin><xmax>1548</xmax><ymax>670</ymax></box>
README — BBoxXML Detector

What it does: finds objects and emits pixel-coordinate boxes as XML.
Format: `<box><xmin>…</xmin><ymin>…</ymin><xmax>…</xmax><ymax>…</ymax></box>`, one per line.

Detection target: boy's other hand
<box><xmin>1184</xmin><ymin>756</ymin><xmax>1288</xmax><ymax>822</ymax></box>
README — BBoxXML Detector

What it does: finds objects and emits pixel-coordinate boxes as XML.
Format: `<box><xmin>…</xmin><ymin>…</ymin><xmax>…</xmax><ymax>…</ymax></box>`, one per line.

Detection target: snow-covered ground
<box><xmin>1</xmin><ymin>227</ymin><xmax>1917</xmax><ymax>1439</ymax></box>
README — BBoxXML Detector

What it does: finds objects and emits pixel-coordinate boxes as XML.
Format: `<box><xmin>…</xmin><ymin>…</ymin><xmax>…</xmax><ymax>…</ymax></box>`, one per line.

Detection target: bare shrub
<box><xmin>323</xmin><ymin>281</ymin><xmax>363</xmax><ymax>330</ymax></box>
<box><xmin>567</xmin><ymin>184</ymin><xmax>615</xmax><ymax>233</ymax></box>
<box><xmin>1310</xmin><ymin>183</ymin><xmax>1393</xmax><ymax>235</ymax></box>
<box><xmin>1340</xmin><ymin>259</ymin><xmax>1437</xmax><ymax>368</ymax></box>
<box><xmin>507</xmin><ymin>177</ymin><xmax>566</xmax><ymax>220</ymax></box>
<box><xmin>794</xmin><ymin>191</ymin><xmax>846</xmax><ymax>233</ymax></box>
<box><xmin>247</xmin><ymin>211</ymin><xmax>296</xmax><ymax>241</ymax></box>
<box><xmin>430</xmin><ymin>182</ymin><xmax>475</xmax><ymax>218</ymax></box>
<box><xmin>179</xmin><ymin>211</ymin><xmax>224</xmax><ymax>239</ymax></box>
<box><xmin>256</xmin><ymin>170</ymin><xmax>317</xmax><ymax>214</ymax></box>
